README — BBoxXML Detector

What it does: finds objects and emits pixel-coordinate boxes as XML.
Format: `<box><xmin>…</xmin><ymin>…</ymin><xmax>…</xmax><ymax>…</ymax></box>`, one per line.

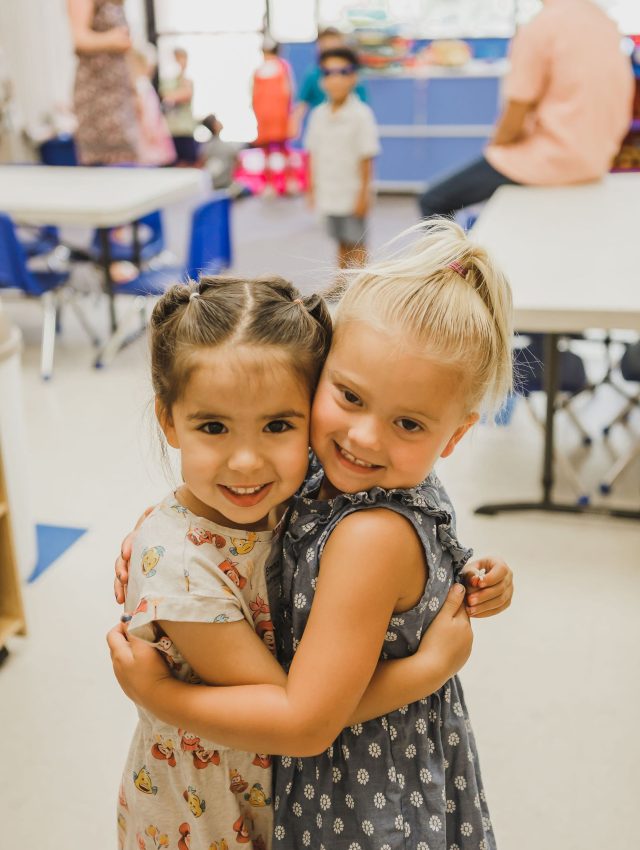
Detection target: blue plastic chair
<box><xmin>39</xmin><ymin>135</ymin><xmax>78</xmax><ymax>166</ymax></box>
<box><xmin>90</xmin><ymin>210</ymin><xmax>165</xmax><ymax>264</ymax></box>
<box><xmin>95</xmin><ymin>194</ymin><xmax>232</xmax><ymax>366</ymax></box>
<box><xmin>0</xmin><ymin>212</ymin><xmax>99</xmax><ymax>379</ymax></box>
<box><xmin>16</xmin><ymin>225</ymin><xmax>61</xmax><ymax>258</ymax></box>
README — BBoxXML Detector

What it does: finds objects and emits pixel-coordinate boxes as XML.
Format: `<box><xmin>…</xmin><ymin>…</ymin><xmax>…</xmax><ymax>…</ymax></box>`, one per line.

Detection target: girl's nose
<box><xmin>227</xmin><ymin>447</ymin><xmax>265</xmax><ymax>474</ymax></box>
<box><xmin>349</xmin><ymin>416</ymin><xmax>382</xmax><ymax>451</ymax></box>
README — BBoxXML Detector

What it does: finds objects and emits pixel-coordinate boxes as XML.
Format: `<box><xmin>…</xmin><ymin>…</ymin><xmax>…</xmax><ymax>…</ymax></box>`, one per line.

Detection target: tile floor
<box><xmin>1</xmin><ymin>195</ymin><xmax>639</xmax><ymax>850</ymax></box>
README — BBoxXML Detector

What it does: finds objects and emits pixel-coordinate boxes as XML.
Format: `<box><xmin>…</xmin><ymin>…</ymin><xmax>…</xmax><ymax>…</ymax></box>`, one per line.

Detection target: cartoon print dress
<box><xmin>269</xmin><ymin>461</ymin><xmax>497</xmax><ymax>850</ymax></box>
<box><xmin>118</xmin><ymin>494</ymin><xmax>278</xmax><ymax>850</ymax></box>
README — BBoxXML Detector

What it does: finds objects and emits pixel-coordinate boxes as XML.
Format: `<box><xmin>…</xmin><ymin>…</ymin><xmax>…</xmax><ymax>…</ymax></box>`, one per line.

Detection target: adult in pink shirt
<box><xmin>418</xmin><ymin>0</ymin><xmax>634</xmax><ymax>220</ymax></box>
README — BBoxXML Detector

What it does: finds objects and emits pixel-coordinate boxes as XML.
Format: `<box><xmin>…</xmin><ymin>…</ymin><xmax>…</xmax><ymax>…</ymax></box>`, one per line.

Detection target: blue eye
<box><xmin>397</xmin><ymin>418</ymin><xmax>422</xmax><ymax>433</ymax></box>
<box><xmin>200</xmin><ymin>422</ymin><xmax>227</xmax><ymax>435</ymax></box>
<box><xmin>265</xmin><ymin>420</ymin><xmax>293</xmax><ymax>434</ymax></box>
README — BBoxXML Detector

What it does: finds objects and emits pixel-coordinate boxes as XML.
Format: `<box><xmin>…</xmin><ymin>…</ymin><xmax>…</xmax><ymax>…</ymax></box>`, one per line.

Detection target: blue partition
<box><xmin>426</xmin><ymin>77</ymin><xmax>501</xmax><ymax>125</ymax></box>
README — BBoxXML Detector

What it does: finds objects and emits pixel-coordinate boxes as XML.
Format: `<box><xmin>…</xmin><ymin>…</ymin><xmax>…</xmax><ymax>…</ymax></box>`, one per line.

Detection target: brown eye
<box><xmin>343</xmin><ymin>389</ymin><xmax>361</xmax><ymax>405</ymax></box>
<box><xmin>397</xmin><ymin>419</ymin><xmax>422</xmax><ymax>432</ymax></box>
<box><xmin>265</xmin><ymin>420</ymin><xmax>293</xmax><ymax>434</ymax></box>
<box><xmin>200</xmin><ymin>422</ymin><xmax>226</xmax><ymax>435</ymax></box>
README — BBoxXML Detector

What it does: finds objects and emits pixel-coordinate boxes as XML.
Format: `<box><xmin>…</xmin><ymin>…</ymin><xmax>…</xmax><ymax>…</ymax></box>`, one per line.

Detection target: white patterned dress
<box><xmin>268</xmin><ymin>461</ymin><xmax>497</xmax><ymax>850</ymax></box>
<box><xmin>118</xmin><ymin>494</ymin><xmax>279</xmax><ymax>850</ymax></box>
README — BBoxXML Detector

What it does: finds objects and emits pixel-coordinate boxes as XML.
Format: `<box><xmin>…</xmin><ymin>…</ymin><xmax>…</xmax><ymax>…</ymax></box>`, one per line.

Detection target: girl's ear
<box><xmin>155</xmin><ymin>397</ymin><xmax>179</xmax><ymax>449</ymax></box>
<box><xmin>440</xmin><ymin>412</ymin><xmax>479</xmax><ymax>459</ymax></box>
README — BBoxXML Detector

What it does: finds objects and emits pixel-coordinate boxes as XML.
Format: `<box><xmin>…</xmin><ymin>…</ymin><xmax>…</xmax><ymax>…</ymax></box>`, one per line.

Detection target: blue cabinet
<box><xmin>366</xmin><ymin>66</ymin><xmax>504</xmax><ymax>190</ymax></box>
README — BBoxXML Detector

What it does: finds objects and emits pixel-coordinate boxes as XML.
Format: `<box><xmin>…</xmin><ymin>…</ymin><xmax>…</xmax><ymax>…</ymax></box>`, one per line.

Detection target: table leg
<box><xmin>475</xmin><ymin>332</ymin><xmax>640</xmax><ymax>521</ymax></box>
<box><xmin>541</xmin><ymin>331</ymin><xmax>558</xmax><ymax>505</ymax></box>
<box><xmin>132</xmin><ymin>220</ymin><xmax>141</xmax><ymax>267</ymax></box>
<box><xmin>98</xmin><ymin>228</ymin><xmax>117</xmax><ymax>332</ymax></box>
<box><xmin>94</xmin><ymin>221</ymin><xmax>148</xmax><ymax>368</ymax></box>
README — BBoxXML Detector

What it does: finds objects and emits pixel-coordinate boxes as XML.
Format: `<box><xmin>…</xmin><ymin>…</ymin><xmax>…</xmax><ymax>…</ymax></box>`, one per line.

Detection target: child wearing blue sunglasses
<box><xmin>305</xmin><ymin>47</ymin><xmax>380</xmax><ymax>283</ymax></box>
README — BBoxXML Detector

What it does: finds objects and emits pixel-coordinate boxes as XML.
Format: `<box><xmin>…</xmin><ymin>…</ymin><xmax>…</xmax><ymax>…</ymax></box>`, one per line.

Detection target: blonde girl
<box><xmin>114</xmin><ymin>273</ymin><xmax>486</xmax><ymax>850</ymax></box>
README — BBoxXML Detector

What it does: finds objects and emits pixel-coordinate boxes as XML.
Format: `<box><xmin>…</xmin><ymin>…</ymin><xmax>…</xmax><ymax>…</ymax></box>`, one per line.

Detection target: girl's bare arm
<box><xmin>110</xmin><ymin>509</ymin><xmax>426</xmax><ymax>755</ymax></box>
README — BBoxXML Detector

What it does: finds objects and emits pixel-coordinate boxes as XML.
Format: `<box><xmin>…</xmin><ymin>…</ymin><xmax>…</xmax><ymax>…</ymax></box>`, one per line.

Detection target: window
<box><xmin>269</xmin><ymin>0</ymin><xmax>317</xmax><ymax>42</ymax></box>
<box><xmin>155</xmin><ymin>1</ymin><xmax>267</xmax><ymax>142</ymax></box>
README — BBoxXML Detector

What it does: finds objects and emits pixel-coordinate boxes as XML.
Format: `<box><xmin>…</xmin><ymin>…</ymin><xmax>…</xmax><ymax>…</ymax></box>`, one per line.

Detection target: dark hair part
<box><xmin>319</xmin><ymin>47</ymin><xmax>360</xmax><ymax>70</ymax></box>
<box><xmin>150</xmin><ymin>276</ymin><xmax>332</xmax><ymax>417</ymax></box>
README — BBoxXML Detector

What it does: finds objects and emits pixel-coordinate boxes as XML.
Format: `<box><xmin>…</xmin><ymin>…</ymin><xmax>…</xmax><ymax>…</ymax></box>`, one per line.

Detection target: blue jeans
<box><xmin>418</xmin><ymin>156</ymin><xmax>518</xmax><ymax>220</ymax></box>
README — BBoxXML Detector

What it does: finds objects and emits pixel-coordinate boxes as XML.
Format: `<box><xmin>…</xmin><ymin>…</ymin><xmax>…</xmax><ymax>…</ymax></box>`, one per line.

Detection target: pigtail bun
<box><xmin>302</xmin><ymin>293</ymin><xmax>333</xmax><ymax>360</ymax></box>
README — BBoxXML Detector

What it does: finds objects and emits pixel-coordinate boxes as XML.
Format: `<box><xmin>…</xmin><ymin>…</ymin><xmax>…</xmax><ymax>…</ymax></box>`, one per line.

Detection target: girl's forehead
<box><xmin>331</xmin><ymin>320</ymin><xmax>419</xmax><ymax>362</ymax></box>
<box><xmin>186</xmin><ymin>344</ymin><xmax>309</xmax><ymax>396</ymax></box>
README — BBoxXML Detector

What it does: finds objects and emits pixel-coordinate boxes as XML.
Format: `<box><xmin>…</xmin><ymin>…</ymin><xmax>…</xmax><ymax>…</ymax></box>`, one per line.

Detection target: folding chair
<box><xmin>600</xmin><ymin>341</ymin><xmax>640</xmax><ymax>494</ymax></box>
<box><xmin>515</xmin><ymin>334</ymin><xmax>592</xmax><ymax>503</ymax></box>
<box><xmin>90</xmin><ymin>210</ymin><xmax>165</xmax><ymax>264</ymax></box>
<box><xmin>95</xmin><ymin>194</ymin><xmax>231</xmax><ymax>367</ymax></box>
<box><xmin>0</xmin><ymin>212</ymin><xmax>99</xmax><ymax>379</ymax></box>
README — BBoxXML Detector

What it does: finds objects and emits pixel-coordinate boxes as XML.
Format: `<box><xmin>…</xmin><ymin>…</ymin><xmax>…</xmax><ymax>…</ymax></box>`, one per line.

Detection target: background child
<box><xmin>251</xmin><ymin>36</ymin><xmax>296</xmax><ymax>196</ymax></box>
<box><xmin>116</xmin><ymin>273</ymin><xmax>484</xmax><ymax>850</ymax></box>
<box><xmin>131</xmin><ymin>46</ymin><xmax>175</xmax><ymax>167</ymax></box>
<box><xmin>305</xmin><ymin>46</ymin><xmax>380</xmax><ymax>285</ymax></box>
<box><xmin>161</xmin><ymin>47</ymin><xmax>196</xmax><ymax>163</ymax></box>
<box><xmin>110</xmin><ymin>219</ymin><xmax>514</xmax><ymax>848</ymax></box>
<box><xmin>289</xmin><ymin>27</ymin><xmax>369</xmax><ymax>140</ymax></box>
<box><xmin>199</xmin><ymin>114</ymin><xmax>243</xmax><ymax>191</ymax></box>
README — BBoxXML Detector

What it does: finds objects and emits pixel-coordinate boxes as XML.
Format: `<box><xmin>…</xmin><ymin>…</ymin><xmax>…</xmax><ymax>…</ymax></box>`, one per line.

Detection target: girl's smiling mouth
<box><xmin>218</xmin><ymin>483</ymin><xmax>274</xmax><ymax>506</ymax></box>
<box><xmin>334</xmin><ymin>442</ymin><xmax>382</xmax><ymax>472</ymax></box>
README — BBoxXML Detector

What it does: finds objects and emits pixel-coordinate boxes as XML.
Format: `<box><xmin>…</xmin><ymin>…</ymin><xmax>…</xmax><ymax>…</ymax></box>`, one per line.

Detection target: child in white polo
<box><xmin>304</xmin><ymin>46</ymin><xmax>380</xmax><ymax>284</ymax></box>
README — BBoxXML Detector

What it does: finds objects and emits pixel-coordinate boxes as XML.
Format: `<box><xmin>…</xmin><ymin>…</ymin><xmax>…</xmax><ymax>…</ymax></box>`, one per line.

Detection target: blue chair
<box><xmin>16</xmin><ymin>225</ymin><xmax>61</xmax><ymax>258</ymax></box>
<box><xmin>90</xmin><ymin>210</ymin><xmax>165</xmax><ymax>264</ymax></box>
<box><xmin>0</xmin><ymin>212</ymin><xmax>99</xmax><ymax>379</ymax></box>
<box><xmin>39</xmin><ymin>135</ymin><xmax>78</xmax><ymax>166</ymax></box>
<box><xmin>600</xmin><ymin>341</ymin><xmax>640</xmax><ymax>494</ymax></box>
<box><xmin>95</xmin><ymin>194</ymin><xmax>232</xmax><ymax>366</ymax></box>
<box><xmin>515</xmin><ymin>334</ymin><xmax>592</xmax><ymax>503</ymax></box>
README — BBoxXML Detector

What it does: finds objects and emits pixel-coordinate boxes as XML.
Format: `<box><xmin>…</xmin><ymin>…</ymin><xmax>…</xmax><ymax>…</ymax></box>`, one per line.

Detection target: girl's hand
<box><xmin>106</xmin><ymin>622</ymin><xmax>171</xmax><ymax>707</ymax></box>
<box><xmin>417</xmin><ymin>584</ymin><xmax>473</xmax><ymax>678</ymax></box>
<box><xmin>113</xmin><ymin>507</ymin><xmax>155</xmax><ymax>604</ymax></box>
<box><xmin>461</xmin><ymin>557</ymin><xmax>513</xmax><ymax>618</ymax></box>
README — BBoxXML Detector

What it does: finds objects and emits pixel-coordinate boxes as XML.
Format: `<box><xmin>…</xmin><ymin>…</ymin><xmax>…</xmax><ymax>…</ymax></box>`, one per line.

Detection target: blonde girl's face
<box><xmin>310</xmin><ymin>322</ymin><xmax>478</xmax><ymax>495</ymax></box>
<box><xmin>159</xmin><ymin>345</ymin><xmax>311</xmax><ymax>530</ymax></box>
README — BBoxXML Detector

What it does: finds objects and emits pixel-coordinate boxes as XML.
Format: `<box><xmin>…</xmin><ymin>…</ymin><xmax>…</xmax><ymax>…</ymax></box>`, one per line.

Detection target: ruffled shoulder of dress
<box><xmin>289</xmin><ymin>469</ymin><xmax>470</xmax><ymax>568</ymax></box>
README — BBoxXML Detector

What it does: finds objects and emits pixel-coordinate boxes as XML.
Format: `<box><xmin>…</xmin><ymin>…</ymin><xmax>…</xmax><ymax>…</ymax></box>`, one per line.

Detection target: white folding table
<box><xmin>471</xmin><ymin>174</ymin><xmax>640</xmax><ymax>520</ymax></box>
<box><xmin>0</xmin><ymin>165</ymin><xmax>206</xmax><ymax>333</ymax></box>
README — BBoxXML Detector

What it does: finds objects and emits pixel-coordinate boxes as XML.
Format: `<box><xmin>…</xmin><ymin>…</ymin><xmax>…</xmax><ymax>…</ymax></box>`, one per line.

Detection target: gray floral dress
<box><xmin>268</xmin><ymin>460</ymin><xmax>497</xmax><ymax>850</ymax></box>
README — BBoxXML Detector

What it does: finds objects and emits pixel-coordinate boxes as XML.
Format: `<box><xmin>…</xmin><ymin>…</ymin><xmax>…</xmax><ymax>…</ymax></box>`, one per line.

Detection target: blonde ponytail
<box><xmin>335</xmin><ymin>218</ymin><xmax>513</xmax><ymax>414</ymax></box>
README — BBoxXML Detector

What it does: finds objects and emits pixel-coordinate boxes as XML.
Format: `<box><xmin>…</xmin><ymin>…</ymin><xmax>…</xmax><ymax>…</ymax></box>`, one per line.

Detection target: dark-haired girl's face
<box><xmin>159</xmin><ymin>345</ymin><xmax>311</xmax><ymax>530</ymax></box>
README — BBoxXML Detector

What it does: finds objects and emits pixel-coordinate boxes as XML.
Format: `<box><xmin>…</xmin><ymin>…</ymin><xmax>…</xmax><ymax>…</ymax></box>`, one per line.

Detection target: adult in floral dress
<box><xmin>67</xmin><ymin>0</ymin><xmax>139</xmax><ymax>165</ymax></box>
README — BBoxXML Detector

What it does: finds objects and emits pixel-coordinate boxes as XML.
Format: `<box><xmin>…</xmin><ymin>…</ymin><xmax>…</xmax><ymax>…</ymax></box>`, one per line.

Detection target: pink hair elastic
<box><xmin>448</xmin><ymin>260</ymin><xmax>468</xmax><ymax>279</ymax></box>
